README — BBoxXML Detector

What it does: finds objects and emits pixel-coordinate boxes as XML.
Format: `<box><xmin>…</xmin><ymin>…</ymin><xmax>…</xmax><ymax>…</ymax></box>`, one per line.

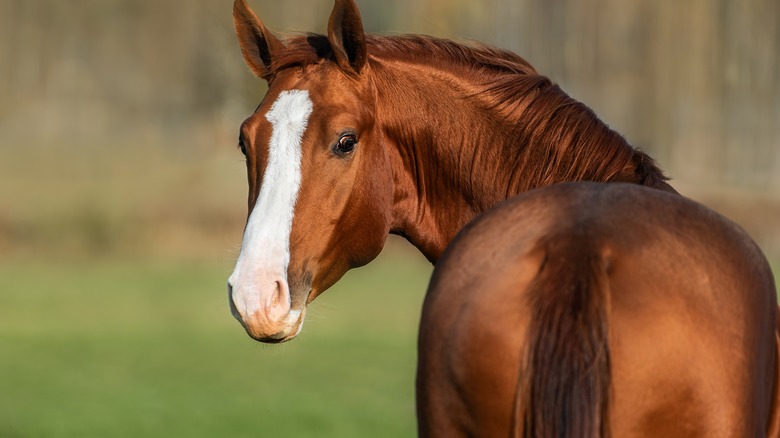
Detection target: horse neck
<box><xmin>372</xmin><ymin>59</ymin><xmax>672</xmax><ymax>263</ymax></box>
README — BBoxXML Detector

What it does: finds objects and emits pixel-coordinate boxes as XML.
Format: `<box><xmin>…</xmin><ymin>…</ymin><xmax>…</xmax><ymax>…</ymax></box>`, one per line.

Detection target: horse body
<box><xmin>229</xmin><ymin>1</ymin><xmax>779</xmax><ymax>435</ymax></box>
<box><xmin>418</xmin><ymin>182</ymin><xmax>778</xmax><ymax>437</ymax></box>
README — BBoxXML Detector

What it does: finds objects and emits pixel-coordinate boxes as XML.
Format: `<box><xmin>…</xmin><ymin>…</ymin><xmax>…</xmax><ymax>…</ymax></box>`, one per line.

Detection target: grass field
<box><xmin>1</xmin><ymin>253</ymin><xmax>778</xmax><ymax>438</ymax></box>
<box><xmin>0</xmin><ymin>247</ymin><xmax>432</xmax><ymax>438</ymax></box>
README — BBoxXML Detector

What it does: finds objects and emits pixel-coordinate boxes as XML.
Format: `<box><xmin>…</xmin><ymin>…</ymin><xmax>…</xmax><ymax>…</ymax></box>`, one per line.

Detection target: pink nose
<box><xmin>227</xmin><ymin>279</ymin><xmax>296</xmax><ymax>342</ymax></box>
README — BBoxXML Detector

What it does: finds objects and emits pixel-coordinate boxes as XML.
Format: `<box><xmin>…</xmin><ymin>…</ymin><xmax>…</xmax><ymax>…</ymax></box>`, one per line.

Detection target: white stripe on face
<box><xmin>228</xmin><ymin>90</ymin><xmax>313</xmax><ymax>328</ymax></box>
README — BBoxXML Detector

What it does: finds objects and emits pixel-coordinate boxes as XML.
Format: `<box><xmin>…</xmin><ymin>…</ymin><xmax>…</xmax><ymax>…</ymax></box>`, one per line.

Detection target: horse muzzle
<box><xmin>227</xmin><ymin>274</ymin><xmax>307</xmax><ymax>343</ymax></box>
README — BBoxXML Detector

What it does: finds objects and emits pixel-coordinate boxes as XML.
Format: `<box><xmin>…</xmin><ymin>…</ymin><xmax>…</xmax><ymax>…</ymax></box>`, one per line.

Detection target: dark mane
<box><xmin>270</xmin><ymin>33</ymin><xmax>671</xmax><ymax>194</ymax></box>
<box><xmin>269</xmin><ymin>33</ymin><xmax>538</xmax><ymax>78</ymax></box>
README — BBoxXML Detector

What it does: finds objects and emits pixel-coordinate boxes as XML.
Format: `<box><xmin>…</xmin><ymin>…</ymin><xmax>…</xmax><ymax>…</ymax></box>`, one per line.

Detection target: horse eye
<box><xmin>238</xmin><ymin>137</ymin><xmax>247</xmax><ymax>156</ymax></box>
<box><xmin>334</xmin><ymin>134</ymin><xmax>357</xmax><ymax>156</ymax></box>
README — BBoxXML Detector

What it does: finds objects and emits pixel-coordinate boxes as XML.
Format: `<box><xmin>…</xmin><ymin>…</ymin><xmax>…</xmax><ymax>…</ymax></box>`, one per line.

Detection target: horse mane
<box><xmin>268</xmin><ymin>33</ymin><xmax>538</xmax><ymax>78</ymax></box>
<box><xmin>270</xmin><ymin>33</ymin><xmax>671</xmax><ymax>196</ymax></box>
<box><xmin>483</xmin><ymin>74</ymin><xmax>670</xmax><ymax>195</ymax></box>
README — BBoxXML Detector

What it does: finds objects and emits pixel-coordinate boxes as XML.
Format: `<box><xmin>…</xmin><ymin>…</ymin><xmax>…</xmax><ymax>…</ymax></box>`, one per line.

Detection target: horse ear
<box><xmin>327</xmin><ymin>0</ymin><xmax>368</xmax><ymax>74</ymax></box>
<box><xmin>233</xmin><ymin>0</ymin><xmax>284</xmax><ymax>80</ymax></box>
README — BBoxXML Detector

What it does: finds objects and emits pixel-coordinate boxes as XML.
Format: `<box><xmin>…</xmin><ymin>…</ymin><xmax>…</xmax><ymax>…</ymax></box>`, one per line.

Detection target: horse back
<box><xmin>417</xmin><ymin>182</ymin><xmax>777</xmax><ymax>437</ymax></box>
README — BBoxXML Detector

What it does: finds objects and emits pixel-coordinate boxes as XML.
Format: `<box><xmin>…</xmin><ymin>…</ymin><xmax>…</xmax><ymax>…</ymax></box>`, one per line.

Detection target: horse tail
<box><xmin>515</xmin><ymin>237</ymin><xmax>612</xmax><ymax>438</ymax></box>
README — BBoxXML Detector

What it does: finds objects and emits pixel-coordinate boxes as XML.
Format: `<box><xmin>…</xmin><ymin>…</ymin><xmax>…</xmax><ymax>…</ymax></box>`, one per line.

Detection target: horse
<box><xmin>226</xmin><ymin>0</ymin><xmax>779</xmax><ymax>435</ymax></box>
<box><xmin>418</xmin><ymin>182</ymin><xmax>779</xmax><ymax>437</ymax></box>
<box><xmin>228</xmin><ymin>0</ymin><xmax>673</xmax><ymax>342</ymax></box>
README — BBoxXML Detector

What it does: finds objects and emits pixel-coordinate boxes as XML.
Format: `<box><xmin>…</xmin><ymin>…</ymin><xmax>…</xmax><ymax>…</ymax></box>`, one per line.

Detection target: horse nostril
<box><xmin>265</xmin><ymin>280</ymin><xmax>291</xmax><ymax>322</ymax></box>
<box><xmin>227</xmin><ymin>280</ymin><xmax>242</xmax><ymax>320</ymax></box>
<box><xmin>271</xmin><ymin>281</ymin><xmax>283</xmax><ymax>306</ymax></box>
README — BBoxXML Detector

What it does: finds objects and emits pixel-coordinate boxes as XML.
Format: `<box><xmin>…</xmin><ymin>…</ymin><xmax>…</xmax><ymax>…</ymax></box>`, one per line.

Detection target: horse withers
<box><xmin>418</xmin><ymin>182</ymin><xmax>778</xmax><ymax>437</ymax></box>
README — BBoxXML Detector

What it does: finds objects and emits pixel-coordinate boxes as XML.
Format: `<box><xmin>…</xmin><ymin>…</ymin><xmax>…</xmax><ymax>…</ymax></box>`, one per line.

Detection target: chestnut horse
<box><xmin>227</xmin><ymin>0</ymin><xmax>779</xmax><ymax>436</ymax></box>
<box><xmin>228</xmin><ymin>0</ymin><xmax>672</xmax><ymax>342</ymax></box>
<box><xmin>418</xmin><ymin>182</ymin><xmax>779</xmax><ymax>437</ymax></box>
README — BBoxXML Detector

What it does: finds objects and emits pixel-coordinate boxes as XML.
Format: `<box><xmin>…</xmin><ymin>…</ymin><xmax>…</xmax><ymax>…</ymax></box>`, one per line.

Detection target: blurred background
<box><xmin>0</xmin><ymin>0</ymin><xmax>777</xmax><ymax>436</ymax></box>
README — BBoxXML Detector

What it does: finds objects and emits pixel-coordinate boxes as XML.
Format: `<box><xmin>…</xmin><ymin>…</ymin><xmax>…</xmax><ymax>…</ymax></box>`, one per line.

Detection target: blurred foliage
<box><xmin>1</xmin><ymin>0</ymin><xmax>778</xmax><ymax>261</ymax></box>
<box><xmin>0</xmin><ymin>0</ymin><xmax>778</xmax><ymax>260</ymax></box>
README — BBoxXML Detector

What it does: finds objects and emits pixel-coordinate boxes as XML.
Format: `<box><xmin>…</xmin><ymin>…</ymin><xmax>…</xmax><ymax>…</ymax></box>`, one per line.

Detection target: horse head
<box><xmin>228</xmin><ymin>0</ymin><xmax>393</xmax><ymax>342</ymax></box>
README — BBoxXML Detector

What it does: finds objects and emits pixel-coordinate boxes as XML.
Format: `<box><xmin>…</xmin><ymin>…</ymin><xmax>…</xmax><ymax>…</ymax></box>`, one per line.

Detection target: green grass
<box><xmin>0</xmin><ymin>249</ymin><xmax>432</xmax><ymax>437</ymax></box>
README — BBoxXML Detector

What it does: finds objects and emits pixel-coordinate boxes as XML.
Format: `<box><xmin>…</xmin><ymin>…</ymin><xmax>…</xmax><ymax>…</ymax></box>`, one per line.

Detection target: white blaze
<box><xmin>229</xmin><ymin>90</ymin><xmax>313</xmax><ymax>321</ymax></box>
